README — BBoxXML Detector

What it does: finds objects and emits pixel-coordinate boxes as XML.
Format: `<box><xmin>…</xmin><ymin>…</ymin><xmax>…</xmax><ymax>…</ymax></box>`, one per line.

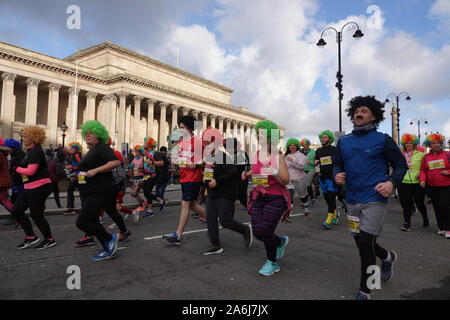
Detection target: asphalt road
<box><xmin>0</xmin><ymin>189</ymin><xmax>449</xmax><ymax>300</ymax></box>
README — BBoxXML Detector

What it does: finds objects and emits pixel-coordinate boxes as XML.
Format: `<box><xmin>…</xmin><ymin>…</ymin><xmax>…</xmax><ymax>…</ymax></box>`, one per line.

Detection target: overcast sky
<box><xmin>1</xmin><ymin>0</ymin><xmax>449</xmax><ymax>144</ymax></box>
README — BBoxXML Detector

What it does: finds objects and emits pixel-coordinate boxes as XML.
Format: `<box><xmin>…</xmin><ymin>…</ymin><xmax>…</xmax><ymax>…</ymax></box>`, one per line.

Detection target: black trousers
<box><xmin>12</xmin><ymin>183</ymin><xmax>53</xmax><ymax>239</ymax></box>
<box><xmin>143</xmin><ymin>177</ymin><xmax>158</xmax><ymax>203</ymax></box>
<box><xmin>67</xmin><ymin>180</ymin><xmax>78</xmax><ymax>209</ymax></box>
<box><xmin>51</xmin><ymin>182</ymin><xmax>61</xmax><ymax>207</ymax></box>
<box><xmin>398</xmin><ymin>183</ymin><xmax>428</xmax><ymax>225</ymax></box>
<box><xmin>206</xmin><ymin>195</ymin><xmax>247</xmax><ymax>246</ymax></box>
<box><xmin>76</xmin><ymin>190</ymin><xmax>113</xmax><ymax>248</ymax></box>
<box><xmin>353</xmin><ymin>230</ymin><xmax>388</xmax><ymax>294</ymax></box>
<box><xmin>237</xmin><ymin>179</ymin><xmax>249</xmax><ymax>207</ymax></box>
<box><xmin>427</xmin><ymin>185</ymin><xmax>450</xmax><ymax>231</ymax></box>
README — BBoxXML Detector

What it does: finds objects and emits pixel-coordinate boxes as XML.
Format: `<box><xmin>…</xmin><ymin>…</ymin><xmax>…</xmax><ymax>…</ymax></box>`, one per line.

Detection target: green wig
<box><xmin>285</xmin><ymin>138</ymin><xmax>301</xmax><ymax>151</ymax></box>
<box><xmin>254</xmin><ymin>120</ymin><xmax>280</xmax><ymax>141</ymax></box>
<box><xmin>318</xmin><ymin>130</ymin><xmax>335</xmax><ymax>144</ymax></box>
<box><xmin>81</xmin><ymin>121</ymin><xmax>109</xmax><ymax>144</ymax></box>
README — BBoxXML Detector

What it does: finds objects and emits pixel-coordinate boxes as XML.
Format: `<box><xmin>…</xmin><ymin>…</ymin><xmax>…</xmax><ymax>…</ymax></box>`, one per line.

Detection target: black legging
<box><xmin>237</xmin><ymin>179</ymin><xmax>249</xmax><ymax>207</ymax></box>
<box><xmin>427</xmin><ymin>185</ymin><xmax>450</xmax><ymax>231</ymax></box>
<box><xmin>398</xmin><ymin>183</ymin><xmax>428</xmax><ymax>225</ymax></box>
<box><xmin>143</xmin><ymin>177</ymin><xmax>158</xmax><ymax>203</ymax></box>
<box><xmin>323</xmin><ymin>191</ymin><xmax>337</xmax><ymax>213</ymax></box>
<box><xmin>51</xmin><ymin>182</ymin><xmax>61</xmax><ymax>208</ymax></box>
<box><xmin>353</xmin><ymin>230</ymin><xmax>388</xmax><ymax>294</ymax></box>
<box><xmin>67</xmin><ymin>180</ymin><xmax>78</xmax><ymax>209</ymax></box>
<box><xmin>12</xmin><ymin>183</ymin><xmax>53</xmax><ymax>239</ymax></box>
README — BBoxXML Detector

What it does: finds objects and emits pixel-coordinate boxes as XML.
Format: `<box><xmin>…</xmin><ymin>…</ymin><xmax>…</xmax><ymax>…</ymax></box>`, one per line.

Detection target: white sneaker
<box><xmin>445</xmin><ymin>231</ymin><xmax>450</xmax><ymax>239</ymax></box>
<box><xmin>437</xmin><ymin>230</ymin><xmax>446</xmax><ymax>236</ymax></box>
<box><xmin>108</xmin><ymin>223</ymin><xmax>117</xmax><ymax>229</ymax></box>
<box><xmin>132</xmin><ymin>210</ymin><xmax>140</xmax><ymax>222</ymax></box>
<box><xmin>122</xmin><ymin>213</ymin><xmax>129</xmax><ymax>222</ymax></box>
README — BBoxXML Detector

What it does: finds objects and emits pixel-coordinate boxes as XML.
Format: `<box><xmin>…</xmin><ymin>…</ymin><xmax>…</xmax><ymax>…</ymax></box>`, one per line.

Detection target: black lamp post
<box><xmin>61</xmin><ymin>122</ymin><xmax>68</xmax><ymax>148</ymax></box>
<box><xmin>410</xmin><ymin>118</ymin><xmax>427</xmax><ymax>146</ymax></box>
<box><xmin>317</xmin><ymin>22</ymin><xmax>364</xmax><ymax>133</ymax></box>
<box><xmin>385</xmin><ymin>92</ymin><xmax>411</xmax><ymax>144</ymax></box>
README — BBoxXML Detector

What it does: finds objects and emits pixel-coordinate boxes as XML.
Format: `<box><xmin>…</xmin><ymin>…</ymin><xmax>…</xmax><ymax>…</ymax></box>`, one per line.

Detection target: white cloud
<box><xmin>428</xmin><ymin>0</ymin><xmax>450</xmax><ymax>33</ymax></box>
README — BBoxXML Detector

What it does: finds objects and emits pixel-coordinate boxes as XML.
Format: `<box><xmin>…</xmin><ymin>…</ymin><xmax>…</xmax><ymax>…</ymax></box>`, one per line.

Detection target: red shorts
<box><xmin>116</xmin><ymin>191</ymin><xmax>125</xmax><ymax>204</ymax></box>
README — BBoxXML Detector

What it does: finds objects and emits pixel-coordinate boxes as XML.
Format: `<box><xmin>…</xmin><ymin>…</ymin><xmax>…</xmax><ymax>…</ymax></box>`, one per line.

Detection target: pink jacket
<box><xmin>419</xmin><ymin>151</ymin><xmax>450</xmax><ymax>187</ymax></box>
<box><xmin>285</xmin><ymin>151</ymin><xmax>307</xmax><ymax>181</ymax></box>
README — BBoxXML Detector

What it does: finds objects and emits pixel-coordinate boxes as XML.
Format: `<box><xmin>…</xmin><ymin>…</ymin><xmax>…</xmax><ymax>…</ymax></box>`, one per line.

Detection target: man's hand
<box><xmin>375</xmin><ymin>181</ymin><xmax>394</xmax><ymax>198</ymax></box>
<box><xmin>86</xmin><ymin>169</ymin><xmax>98</xmax><ymax>178</ymax></box>
<box><xmin>335</xmin><ymin>172</ymin><xmax>346</xmax><ymax>185</ymax></box>
<box><xmin>242</xmin><ymin>171</ymin><xmax>251</xmax><ymax>180</ymax></box>
<box><xmin>208</xmin><ymin>179</ymin><xmax>217</xmax><ymax>189</ymax></box>
<box><xmin>286</xmin><ymin>156</ymin><xmax>293</xmax><ymax>162</ymax></box>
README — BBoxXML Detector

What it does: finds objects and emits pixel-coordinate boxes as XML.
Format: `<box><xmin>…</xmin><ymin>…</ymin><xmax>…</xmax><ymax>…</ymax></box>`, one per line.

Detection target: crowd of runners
<box><xmin>0</xmin><ymin>95</ymin><xmax>449</xmax><ymax>299</ymax></box>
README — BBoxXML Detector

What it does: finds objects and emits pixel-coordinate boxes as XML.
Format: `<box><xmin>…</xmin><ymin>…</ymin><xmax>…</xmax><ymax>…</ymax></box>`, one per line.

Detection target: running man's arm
<box><xmin>384</xmin><ymin>134</ymin><xmax>408</xmax><ymax>186</ymax></box>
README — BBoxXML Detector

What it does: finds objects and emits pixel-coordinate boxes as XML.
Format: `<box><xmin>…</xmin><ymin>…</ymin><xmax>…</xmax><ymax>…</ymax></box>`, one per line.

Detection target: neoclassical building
<box><xmin>0</xmin><ymin>41</ymin><xmax>281</xmax><ymax>153</ymax></box>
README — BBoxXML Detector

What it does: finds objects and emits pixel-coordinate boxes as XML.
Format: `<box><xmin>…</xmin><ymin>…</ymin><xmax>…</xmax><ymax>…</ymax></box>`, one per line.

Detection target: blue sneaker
<box><xmin>381</xmin><ymin>251</ymin><xmax>397</xmax><ymax>281</ymax></box>
<box><xmin>355</xmin><ymin>291</ymin><xmax>371</xmax><ymax>300</ymax></box>
<box><xmin>143</xmin><ymin>210</ymin><xmax>154</xmax><ymax>218</ymax></box>
<box><xmin>105</xmin><ymin>233</ymin><xmax>119</xmax><ymax>256</ymax></box>
<box><xmin>162</xmin><ymin>232</ymin><xmax>181</xmax><ymax>246</ymax></box>
<box><xmin>276</xmin><ymin>236</ymin><xmax>289</xmax><ymax>260</ymax></box>
<box><xmin>258</xmin><ymin>260</ymin><xmax>280</xmax><ymax>276</ymax></box>
<box><xmin>91</xmin><ymin>248</ymin><xmax>116</xmax><ymax>261</ymax></box>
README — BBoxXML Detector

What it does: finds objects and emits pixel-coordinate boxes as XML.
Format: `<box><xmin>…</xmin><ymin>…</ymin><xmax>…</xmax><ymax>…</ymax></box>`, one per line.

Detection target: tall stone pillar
<box><xmin>209</xmin><ymin>114</ymin><xmax>216</xmax><ymax>129</ymax></box>
<box><xmin>125</xmin><ymin>104</ymin><xmax>131</xmax><ymax>144</ymax></box>
<box><xmin>232</xmin><ymin>120</ymin><xmax>238</xmax><ymax>138</ymax></box>
<box><xmin>66</xmin><ymin>87</ymin><xmax>80</xmax><ymax>143</ymax></box>
<box><xmin>171</xmin><ymin>104</ymin><xmax>179</xmax><ymax>132</ymax></box>
<box><xmin>133</xmin><ymin>96</ymin><xmax>143</xmax><ymax>146</ymax></box>
<box><xmin>25</xmin><ymin>78</ymin><xmax>41</xmax><ymax>125</ymax></box>
<box><xmin>159</xmin><ymin>102</ymin><xmax>168</xmax><ymax>148</ymax></box>
<box><xmin>218</xmin><ymin>116</ymin><xmax>224</xmax><ymax>134</ymax></box>
<box><xmin>225</xmin><ymin>119</ymin><xmax>231</xmax><ymax>138</ymax></box>
<box><xmin>201</xmin><ymin>112</ymin><xmax>208</xmax><ymax>131</ymax></box>
<box><xmin>146</xmin><ymin>98</ymin><xmax>156</xmax><ymax>138</ymax></box>
<box><xmin>1</xmin><ymin>72</ymin><xmax>17</xmax><ymax>138</ymax></box>
<box><xmin>47</xmin><ymin>83</ymin><xmax>61</xmax><ymax>147</ymax></box>
<box><xmin>85</xmin><ymin>92</ymin><xmax>97</xmax><ymax>122</ymax></box>
<box><xmin>117</xmin><ymin>91</ymin><xmax>128</xmax><ymax>145</ymax></box>
<box><xmin>191</xmin><ymin>110</ymin><xmax>200</xmax><ymax>136</ymax></box>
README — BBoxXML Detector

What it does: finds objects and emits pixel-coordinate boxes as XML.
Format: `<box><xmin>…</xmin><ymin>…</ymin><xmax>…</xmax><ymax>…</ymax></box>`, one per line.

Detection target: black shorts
<box><xmin>181</xmin><ymin>182</ymin><xmax>202</xmax><ymax>202</ymax></box>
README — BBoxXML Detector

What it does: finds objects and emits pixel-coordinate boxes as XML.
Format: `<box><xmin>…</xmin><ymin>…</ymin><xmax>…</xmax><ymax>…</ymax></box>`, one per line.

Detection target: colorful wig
<box><xmin>285</xmin><ymin>138</ymin><xmax>301</xmax><ymax>151</ymax></box>
<box><xmin>114</xmin><ymin>150</ymin><xmax>123</xmax><ymax>163</ymax></box>
<box><xmin>81</xmin><ymin>121</ymin><xmax>109</xmax><ymax>144</ymax></box>
<box><xmin>318</xmin><ymin>130</ymin><xmax>335</xmax><ymax>144</ymax></box>
<box><xmin>254</xmin><ymin>120</ymin><xmax>280</xmax><ymax>141</ymax></box>
<box><xmin>22</xmin><ymin>126</ymin><xmax>46</xmax><ymax>145</ymax></box>
<box><xmin>144</xmin><ymin>137</ymin><xmax>157</xmax><ymax>148</ymax></box>
<box><xmin>0</xmin><ymin>138</ymin><xmax>4</xmax><ymax>146</ymax></box>
<box><xmin>300</xmin><ymin>138</ymin><xmax>311</xmax><ymax>147</ymax></box>
<box><xmin>424</xmin><ymin>134</ymin><xmax>445</xmax><ymax>147</ymax></box>
<box><xmin>134</xmin><ymin>145</ymin><xmax>145</xmax><ymax>156</ymax></box>
<box><xmin>69</xmin><ymin>142</ymin><xmax>82</xmax><ymax>153</ymax></box>
<box><xmin>3</xmin><ymin>138</ymin><xmax>21</xmax><ymax>150</ymax></box>
<box><xmin>202</xmin><ymin>127</ymin><xmax>223</xmax><ymax>145</ymax></box>
<box><xmin>400</xmin><ymin>134</ymin><xmax>419</xmax><ymax>147</ymax></box>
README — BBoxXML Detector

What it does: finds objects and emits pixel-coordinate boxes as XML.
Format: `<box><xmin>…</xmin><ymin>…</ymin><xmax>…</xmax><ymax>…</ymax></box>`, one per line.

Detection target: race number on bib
<box><xmin>408</xmin><ymin>164</ymin><xmax>414</xmax><ymax>171</ymax></box>
<box><xmin>347</xmin><ymin>215</ymin><xmax>360</xmax><ymax>234</ymax></box>
<box><xmin>78</xmin><ymin>172</ymin><xmax>87</xmax><ymax>184</ymax></box>
<box><xmin>203</xmin><ymin>168</ymin><xmax>214</xmax><ymax>181</ymax></box>
<box><xmin>21</xmin><ymin>175</ymin><xmax>28</xmax><ymax>183</ymax></box>
<box><xmin>252</xmin><ymin>174</ymin><xmax>269</xmax><ymax>187</ymax></box>
<box><xmin>320</xmin><ymin>156</ymin><xmax>332</xmax><ymax>166</ymax></box>
<box><xmin>178</xmin><ymin>158</ymin><xmax>187</xmax><ymax>168</ymax></box>
<box><xmin>428</xmin><ymin>159</ymin><xmax>445</xmax><ymax>170</ymax></box>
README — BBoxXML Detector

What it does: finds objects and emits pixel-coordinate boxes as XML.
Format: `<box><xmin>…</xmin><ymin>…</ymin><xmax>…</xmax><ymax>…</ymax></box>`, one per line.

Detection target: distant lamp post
<box><xmin>19</xmin><ymin>129</ymin><xmax>24</xmax><ymax>147</ymax></box>
<box><xmin>385</xmin><ymin>92</ymin><xmax>411</xmax><ymax>145</ymax></box>
<box><xmin>61</xmin><ymin>122</ymin><xmax>68</xmax><ymax>148</ymax></box>
<box><xmin>410</xmin><ymin>118</ymin><xmax>427</xmax><ymax>146</ymax></box>
<box><xmin>317</xmin><ymin>22</ymin><xmax>364</xmax><ymax>132</ymax></box>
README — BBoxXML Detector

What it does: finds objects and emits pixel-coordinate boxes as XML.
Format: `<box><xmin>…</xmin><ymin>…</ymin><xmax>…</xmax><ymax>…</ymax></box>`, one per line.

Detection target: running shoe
<box><xmin>276</xmin><ymin>236</ymin><xmax>289</xmax><ymax>260</ymax></box>
<box><xmin>162</xmin><ymin>232</ymin><xmax>181</xmax><ymax>246</ymax></box>
<box><xmin>143</xmin><ymin>210</ymin><xmax>154</xmax><ymax>218</ymax></box>
<box><xmin>332</xmin><ymin>210</ymin><xmax>339</xmax><ymax>225</ymax></box>
<box><xmin>304</xmin><ymin>206</ymin><xmax>311</xmax><ymax>216</ymax></box>
<box><xmin>243</xmin><ymin>225</ymin><xmax>253</xmax><ymax>248</ymax></box>
<box><xmin>75</xmin><ymin>236</ymin><xmax>95</xmax><ymax>247</ymax></box>
<box><xmin>202</xmin><ymin>245</ymin><xmax>224</xmax><ymax>255</ymax></box>
<box><xmin>322</xmin><ymin>213</ymin><xmax>333</xmax><ymax>229</ymax></box>
<box><xmin>381</xmin><ymin>251</ymin><xmax>397</xmax><ymax>281</ymax></box>
<box><xmin>63</xmin><ymin>208</ymin><xmax>76</xmax><ymax>216</ymax></box>
<box><xmin>445</xmin><ymin>231</ymin><xmax>450</xmax><ymax>239</ymax></box>
<box><xmin>35</xmin><ymin>239</ymin><xmax>56</xmax><ymax>250</ymax></box>
<box><xmin>437</xmin><ymin>230</ymin><xmax>446</xmax><ymax>236</ymax></box>
<box><xmin>258</xmin><ymin>260</ymin><xmax>280</xmax><ymax>276</ymax></box>
<box><xmin>91</xmin><ymin>249</ymin><xmax>115</xmax><ymax>261</ymax></box>
<box><xmin>17</xmin><ymin>236</ymin><xmax>39</xmax><ymax>250</ymax></box>
<box><xmin>311</xmin><ymin>198</ymin><xmax>317</xmax><ymax>207</ymax></box>
<box><xmin>198</xmin><ymin>217</ymin><xmax>206</xmax><ymax>222</ymax></box>
<box><xmin>400</xmin><ymin>223</ymin><xmax>411</xmax><ymax>232</ymax></box>
<box><xmin>119</xmin><ymin>230</ymin><xmax>132</xmax><ymax>243</ymax></box>
<box><xmin>104</xmin><ymin>233</ymin><xmax>119</xmax><ymax>256</ymax></box>
<box><xmin>355</xmin><ymin>291</ymin><xmax>371</xmax><ymax>300</ymax></box>
<box><xmin>160</xmin><ymin>200</ymin><xmax>168</xmax><ymax>212</ymax></box>
<box><xmin>132</xmin><ymin>209</ymin><xmax>140</xmax><ymax>222</ymax></box>
<box><xmin>192</xmin><ymin>213</ymin><xmax>200</xmax><ymax>219</ymax></box>
<box><xmin>108</xmin><ymin>222</ymin><xmax>117</xmax><ymax>229</ymax></box>
<box><xmin>282</xmin><ymin>218</ymin><xmax>293</xmax><ymax>223</ymax></box>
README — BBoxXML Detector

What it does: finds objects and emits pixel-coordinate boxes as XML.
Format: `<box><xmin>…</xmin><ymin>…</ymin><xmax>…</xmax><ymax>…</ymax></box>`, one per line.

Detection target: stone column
<box><xmin>146</xmin><ymin>98</ymin><xmax>156</xmax><ymax>138</ymax></box>
<box><xmin>209</xmin><ymin>114</ymin><xmax>216</xmax><ymax>129</ymax></box>
<box><xmin>171</xmin><ymin>104</ymin><xmax>179</xmax><ymax>132</ymax></box>
<box><xmin>117</xmin><ymin>91</ymin><xmax>128</xmax><ymax>145</ymax></box>
<box><xmin>218</xmin><ymin>116</ymin><xmax>224</xmax><ymax>134</ymax></box>
<box><xmin>159</xmin><ymin>102</ymin><xmax>168</xmax><ymax>148</ymax></box>
<box><xmin>225</xmin><ymin>118</ymin><xmax>231</xmax><ymax>138</ymax></box>
<box><xmin>232</xmin><ymin>120</ymin><xmax>238</xmax><ymax>138</ymax></box>
<box><xmin>244</xmin><ymin>123</ymin><xmax>250</xmax><ymax>154</ymax></box>
<box><xmin>101</xmin><ymin>94</ymin><xmax>116</xmax><ymax>137</ymax></box>
<box><xmin>1</xmin><ymin>72</ymin><xmax>17</xmax><ymax>138</ymax></box>
<box><xmin>85</xmin><ymin>92</ymin><xmax>97</xmax><ymax>122</ymax></box>
<box><xmin>201</xmin><ymin>112</ymin><xmax>208</xmax><ymax>131</ymax></box>
<box><xmin>125</xmin><ymin>103</ymin><xmax>131</xmax><ymax>144</ymax></box>
<box><xmin>238</xmin><ymin>121</ymin><xmax>245</xmax><ymax>148</ymax></box>
<box><xmin>191</xmin><ymin>110</ymin><xmax>200</xmax><ymax>136</ymax></box>
<box><xmin>25</xmin><ymin>78</ymin><xmax>41</xmax><ymax>125</ymax></box>
<box><xmin>66</xmin><ymin>87</ymin><xmax>80</xmax><ymax>143</ymax></box>
<box><xmin>133</xmin><ymin>96</ymin><xmax>143</xmax><ymax>145</ymax></box>
<box><xmin>46</xmin><ymin>83</ymin><xmax>61</xmax><ymax>147</ymax></box>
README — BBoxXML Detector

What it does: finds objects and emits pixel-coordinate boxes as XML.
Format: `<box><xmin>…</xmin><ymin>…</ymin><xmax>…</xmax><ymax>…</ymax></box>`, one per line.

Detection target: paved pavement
<box><xmin>0</xmin><ymin>190</ymin><xmax>449</xmax><ymax>300</ymax></box>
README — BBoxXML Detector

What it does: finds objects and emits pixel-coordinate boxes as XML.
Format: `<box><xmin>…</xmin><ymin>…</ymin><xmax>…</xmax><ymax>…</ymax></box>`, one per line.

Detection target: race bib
<box><xmin>408</xmin><ymin>164</ymin><xmax>414</xmax><ymax>171</ymax></box>
<box><xmin>320</xmin><ymin>156</ymin><xmax>332</xmax><ymax>166</ymax></box>
<box><xmin>21</xmin><ymin>175</ymin><xmax>28</xmax><ymax>183</ymax></box>
<box><xmin>178</xmin><ymin>158</ymin><xmax>187</xmax><ymax>168</ymax></box>
<box><xmin>203</xmin><ymin>168</ymin><xmax>214</xmax><ymax>181</ymax></box>
<box><xmin>252</xmin><ymin>174</ymin><xmax>269</xmax><ymax>187</ymax></box>
<box><xmin>347</xmin><ymin>215</ymin><xmax>360</xmax><ymax>234</ymax></box>
<box><xmin>144</xmin><ymin>175</ymin><xmax>150</xmax><ymax>181</ymax></box>
<box><xmin>428</xmin><ymin>159</ymin><xmax>445</xmax><ymax>170</ymax></box>
<box><xmin>78</xmin><ymin>171</ymin><xmax>87</xmax><ymax>184</ymax></box>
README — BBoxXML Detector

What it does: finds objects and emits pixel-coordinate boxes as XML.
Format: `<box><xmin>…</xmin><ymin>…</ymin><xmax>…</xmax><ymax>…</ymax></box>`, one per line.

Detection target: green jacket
<box><xmin>402</xmin><ymin>150</ymin><xmax>424</xmax><ymax>184</ymax></box>
<box><xmin>301</xmin><ymin>148</ymin><xmax>316</xmax><ymax>172</ymax></box>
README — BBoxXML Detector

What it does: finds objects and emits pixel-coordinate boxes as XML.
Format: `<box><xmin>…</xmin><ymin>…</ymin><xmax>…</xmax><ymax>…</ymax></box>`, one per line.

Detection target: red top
<box><xmin>419</xmin><ymin>151</ymin><xmax>450</xmax><ymax>187</ymax></box>
<box><xmin>177</xmin><ymin>135</ymin><xmax>204</xmax><ymax>183</ymax></box>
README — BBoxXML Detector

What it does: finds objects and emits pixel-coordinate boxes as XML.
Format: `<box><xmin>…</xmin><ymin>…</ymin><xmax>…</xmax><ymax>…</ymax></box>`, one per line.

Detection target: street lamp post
<box><xmin>317</xmin><ymin>22</ymin><xmax>364</xmax><ymax>133</ymax></box>
<box><xmin>61</xmin><ymin>122</ymin><xmax>68</xmax><ymax>148</ymax></box>
<box><xmin>385</xmin><ymin>92</ymin><xmax>411</xmax><ymax>145</ymax></box>
<box><xmin>410</xmin><ymin>118</ymin><xmax>428</xmax><ymax>146</ymax></box>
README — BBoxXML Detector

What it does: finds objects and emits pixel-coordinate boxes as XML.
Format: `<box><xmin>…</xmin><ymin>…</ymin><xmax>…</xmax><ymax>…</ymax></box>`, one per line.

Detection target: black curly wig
<box><xmin>346</xmin><ymin>96</ymin><xmax>385</xmax><ymax>126</ymax></box>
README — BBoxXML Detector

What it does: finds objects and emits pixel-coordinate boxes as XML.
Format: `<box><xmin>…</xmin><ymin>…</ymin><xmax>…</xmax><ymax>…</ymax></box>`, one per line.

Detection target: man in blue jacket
<box><xmin>333</xmin><ymin>96</ymin><xmax>408</xmax><ymax>300</ymax></box>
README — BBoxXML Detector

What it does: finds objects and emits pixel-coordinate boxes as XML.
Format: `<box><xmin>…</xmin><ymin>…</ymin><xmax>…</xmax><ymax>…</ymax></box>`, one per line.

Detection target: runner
<box><xmin>64</xmin><ymin>142</ymin><xmax>82</xmax><ymax>215</ymax></box>
<box><xmin>129</xmin><ymin>145</ymin><xmax>146</xmax><ymax>221</ymax></box>
<box><xmin>202</xmin><ymin>130</ymin><xmax>252</xmax><ymax>255</ymax></box>
<box><xmin>333</xmin><ymin>95</ymin><xmax>408</xmax><ymax>300</ymax></box>
<box><xmin>162</xmin><ymin>115</ymin><xmax>206</xmax><ymax>245</ymax></box>
<box><xmin>12</xmin><ymin>126</ymin><xmax>56</xmax><ymax>250</ymax></box>
<box><xmin>284</xmin><ymin>138</ymin><xmax>310</xmax><ymax>219</ymax></box>
<box><xmin>75</xmin><ymin>121</ymin><xmax>120</xmax><ymax>261</ymax></box>
<box><xmin>3</xmin><ymin>139</ymin><xmax>24</xmax><ymax>227</ymax></box>
<box><xmin>419</xmin><ymin>134</ymin><xmax>450</xmax><ymax>239</ymax></box>
<box><xmin>154</xmin><ymin>146</ymin><xmax>170</xmax><ymax>211</ymax></box>
<box><xmin>315</xmin><ymin>130</ymin><xmax>339</xmax><ymax>229</ymax></box>
<box><xmin>398</xmin><ymin>133</ymin><xmax>428</xmax><ymax>231</ymax></box>
<box><xmin>228</xmin><ymin>138</ymin><xmax>250</xmax><ymax>210</ymax></box>
<box><xmin>0</xmin><ymin>138</ymin><xmax>14</xmax><ymax>215</ymax></box>
<box><xmin>300</xmin><ymin>138</ymin><xmax>318</xmax><ymax>207</ymax></box>
<box><xmin>112</xmin><ymin>150</ymin><xmax>133</xmax><ymax>219</ymax></box>
<box><xmin>47</xmin><ymin>150</ymin><xmax>65</xmax><ymax>208</ymax></box>
<box><xmin>242</xmin><ymin>120</ymin><xmax>291</xmax><ymax>276</ymax></box>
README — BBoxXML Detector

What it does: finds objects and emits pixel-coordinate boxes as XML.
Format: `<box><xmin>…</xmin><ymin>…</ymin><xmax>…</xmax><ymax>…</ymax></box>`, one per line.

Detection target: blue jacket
<box><xmin>332</xmin><ymin>127</ymin><xmax>408</xmax><ymax>204</ymax></box>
